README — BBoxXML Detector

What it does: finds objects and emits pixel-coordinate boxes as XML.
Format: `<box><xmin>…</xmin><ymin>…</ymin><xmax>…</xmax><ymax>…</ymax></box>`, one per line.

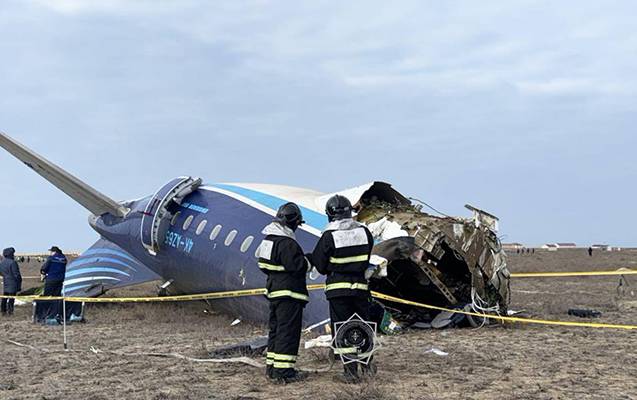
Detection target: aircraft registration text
<box><xmin>165</xmin><ymin>230</ymin><xmax>194</xmax><ymax>253</ymax></box>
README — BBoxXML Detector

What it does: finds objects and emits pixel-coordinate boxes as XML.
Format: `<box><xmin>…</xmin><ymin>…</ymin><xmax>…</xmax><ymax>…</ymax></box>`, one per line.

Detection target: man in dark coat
<box><xmin>0</xmin><ymin>247</ymin><xmax>22</xmax><ymax>315</ymax></box>
<box><xmin>37</xmin><ymin>246</ymin><xmax>67</xmax><ymax>321</ymax></box>
<box><xmin>41</xmin><ymin>246</ymin><xmax>67</xmax><ymax>296</ymax></box>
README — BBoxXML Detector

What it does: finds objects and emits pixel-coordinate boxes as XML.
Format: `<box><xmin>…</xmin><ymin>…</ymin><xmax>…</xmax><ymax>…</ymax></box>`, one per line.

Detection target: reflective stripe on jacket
<box><xmin>256</xmin><ymin>222</ymin><xmax>309</xmax><ymax>303</ymax></box>
<box><xmin>310</xmin><ymin>219</ymin><xmax>374</xmax><ymax>299</ymax></box>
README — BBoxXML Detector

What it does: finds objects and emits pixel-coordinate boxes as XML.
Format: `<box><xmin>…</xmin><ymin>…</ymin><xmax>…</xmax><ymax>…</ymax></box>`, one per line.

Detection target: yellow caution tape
<box><xmin>371</xmin><ymin>291</ymin><xmax>637</xmax><ymax>330</ymax></box>
<box><xmin>0</xmin><ymin>284</ymin><xmax>327</xmax><ymax>303</ymax></box>
<box><xmin>510</xmin><ymin>269</ymin><xmax>637</xmax><ymax>278</ymax></box>
<box><xmin>1</xmin><ymin>288</ymin><xmax>268</xmax><ymax>303</ymax></box>
<box><xmin>2</xmin><ymin>283</ymin><xmax>636</xmax><ymax>330</ymax></box>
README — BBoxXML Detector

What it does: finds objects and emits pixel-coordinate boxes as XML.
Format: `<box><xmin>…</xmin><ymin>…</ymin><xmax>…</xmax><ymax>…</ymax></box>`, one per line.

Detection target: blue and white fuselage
<box><xmin>0</xmin><ymin>133</ymin><xmax>410</xmax><ymax>329</ymax></box>
<box><xmin>79</xmin><ymin>182</ymin><xmax>333</xmax><ymax>327</ymax></box>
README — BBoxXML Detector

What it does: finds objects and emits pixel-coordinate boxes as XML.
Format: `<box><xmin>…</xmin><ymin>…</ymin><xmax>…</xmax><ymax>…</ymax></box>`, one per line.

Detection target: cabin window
<box><xmin>240</xmin><ymin>236</ymin><xmax>254</xmax><ymax>253</ymax></box>
<box><xmin>170</xmin><ymin>211</ymin><xmax>181</xmax><ymax>226</ymax></box>
<box><xmin>183</xmin><ymin>215</ymin><xmax>194</xmax><ymax>231</ymax></box>
<box><xmin>225</xmin><ymin>230</ymin><xmax>238</xmax><ymax>246</ymax></box>
<box><xmin>210</xmin><ymin>224</ymin><xmax>222</xmax><ymax>240</ymax></box>
<box><xmin>196</xmin><ymin>220</ymin><xmax>208</xmax><ymax>235</ymax></box>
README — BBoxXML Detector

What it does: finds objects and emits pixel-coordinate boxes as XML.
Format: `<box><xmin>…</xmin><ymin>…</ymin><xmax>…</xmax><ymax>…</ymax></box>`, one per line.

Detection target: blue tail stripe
<box><xmin>211</xmin><ymin>184</ymin><xmax>328</xmax><ymax>231</ymax></box>
<box><xmin>62</xmin><ymin>283</ymin><xmax>94</xmax><ymax>295</ymax></box>
<box><xmin>66</xmin><ymin>267</ymin><xmax>131</xmax><ymax>279</ymax></box>
<box><xmin>68</xmin><ymin>257</ymin><xmax>137</xmax><ymax>272</ymax></box>
<box><xmin>81</xmin><ymin>248</ymin><xmax>139</xmax><ymax>264</ymax></box>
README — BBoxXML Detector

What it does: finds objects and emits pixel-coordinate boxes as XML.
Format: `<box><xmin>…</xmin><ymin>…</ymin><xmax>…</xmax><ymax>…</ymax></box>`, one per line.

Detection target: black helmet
<box><xmin>326</xmin><ymin>195</ymin><xmax>352</xmax><ymax>222</ymax></box>
<box><xmin>275</xmin><ymin>202</ymin><xmax>304</xmax><ymax>231</ymax></box>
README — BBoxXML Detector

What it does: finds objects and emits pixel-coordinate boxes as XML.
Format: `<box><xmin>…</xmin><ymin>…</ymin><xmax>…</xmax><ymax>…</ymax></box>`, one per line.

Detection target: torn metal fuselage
<box><xmin>354</xmin><ymin>192</ymin><xmax>510</xmax><ymax>326</ymax></box>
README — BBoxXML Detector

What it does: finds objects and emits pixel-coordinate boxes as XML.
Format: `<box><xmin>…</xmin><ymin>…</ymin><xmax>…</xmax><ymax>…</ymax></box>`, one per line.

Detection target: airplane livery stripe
<box><xmin>62</xmin><ymin>283</ymin><xmax>94</xmax><ymax>295</ymax></box>
<box><xmin>64</xmin><ymin>276</ymin><xmax>121</xmax><ymax>286</ymax></box>
<box><xmin>80</xmin><ymin>248</ymin><xmax>140</xmax><ymax>264</ymax></box>
<box><xmin>65</xmin><ymin>267</ymin><xmax>131</xmax><ymax>278</ymax></box>
<box><xmin>67</xmin><ymin>257</ymin><xmax>137</xmax><ymax>272</ymax></box>
<box><xmin>209</xmin><ymin>183</ymin><xmax>327</xmax><ymax>233</ymax></box>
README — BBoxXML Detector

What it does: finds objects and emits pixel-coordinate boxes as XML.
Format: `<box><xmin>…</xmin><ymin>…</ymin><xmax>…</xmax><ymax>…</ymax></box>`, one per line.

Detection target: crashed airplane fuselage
<box><xmin>0</xmin><ymin>133</ymin><xmax>510</xmax><ymax>328</ymax></box>
<box><xmin>360</xmin><ymin>200</ymin><xmax>510</xmax><ymax>326</ymax></box>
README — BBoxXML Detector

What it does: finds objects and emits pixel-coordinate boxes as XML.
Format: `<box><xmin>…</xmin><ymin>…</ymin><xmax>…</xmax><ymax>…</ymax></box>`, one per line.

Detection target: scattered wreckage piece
<box><xmin>208</xmin><ymin>336</ymin><xmax>268</xmax><ymax>358</ymax></box>
<box><xmin>351</xmin><ymin>189</ymin><xmax>510</xmax><ymax>328</ymax></box>
<box><xmin>567</xmin><ymin>309</ymin><xmax>602</xmax><ymax>319</ymax></box>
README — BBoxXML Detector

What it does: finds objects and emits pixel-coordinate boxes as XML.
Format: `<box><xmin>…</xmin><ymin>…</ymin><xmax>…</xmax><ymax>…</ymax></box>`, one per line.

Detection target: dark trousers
<box><xmin>329</xmin><ymin>295</ymin><xmax>374</xmax><ymax>377</ymax></box>
<box><xmin>267</xmin><ymin>299</ymin><xmax>304</xmax><ymax>378</ymax></box>
<box><xmin>1</xmin><ymin>291</ymin><xmax>16</xmax><ymax>315</ymax></box>
<box><xmin>36</xmin><ymin>280</ymin><xmax>64</xmax><ymax>321</ymax></box>
<box><xmin>44</xmin><ymin>280</ymin><xmax>64</xmax><ymax>296</ymax></box>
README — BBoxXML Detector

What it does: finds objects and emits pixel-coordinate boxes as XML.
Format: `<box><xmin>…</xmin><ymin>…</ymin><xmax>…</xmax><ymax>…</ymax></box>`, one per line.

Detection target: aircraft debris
<box><xmin>424</xmin><ymin>347</ymin><xmax>448</xmax><ymax>356</ymax></box>
<box><xmin>568</xmin><ymin>309</ymin><xmax>602</xmax><ymax>318</ymax></box>
<box><xmin>209</xmin><ymin>336</ymin><xmax>268</xmax><ymax>358</ymax></box>
<box><xmin>304</xmin><ymin>335</ymin><xmax>332</xmax><ymax>349</ymax></box>
<box><xmin>353</xmin><ymin>185</ymin><xmax>510</xmax><ymax>327</ymax></box>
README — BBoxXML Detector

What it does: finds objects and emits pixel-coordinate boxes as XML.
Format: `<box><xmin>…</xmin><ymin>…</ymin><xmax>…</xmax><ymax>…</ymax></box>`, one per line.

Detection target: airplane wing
<box><xmin>63</xmin><ymin>238</ymin><xmax>161</xmax><ymax>297</ymax></box>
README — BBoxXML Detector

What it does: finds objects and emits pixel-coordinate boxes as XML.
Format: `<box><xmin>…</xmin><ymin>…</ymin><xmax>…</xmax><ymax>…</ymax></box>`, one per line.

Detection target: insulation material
<box><xmin>367</xmin><ymin>217</ymin><xmax>409</xmax><ymax>241</ymax></box>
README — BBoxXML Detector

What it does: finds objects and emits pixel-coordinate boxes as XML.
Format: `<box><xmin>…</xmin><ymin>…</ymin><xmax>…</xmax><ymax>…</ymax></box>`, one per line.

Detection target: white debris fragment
<box><xmin>230</xmin><ymin>319</ymin><xmax>241</xmax><ymax>326</ymax></box>
<box><xmin>367</xmin><ymin>217</ymin><xmax>409</xmax><ymax>241</ymax></box>
<box><xmin>425</xmin><ymin>347</ymin><xmax>448</xmax><ymax>356</ymax></box>
<box><xmin>15</xmin><ymin>300</ymin><xmax>27</xmax><ymax>306</ymax></box>
<box><xmin>366</xmin><ymin>255</ymin><xmax>389</xmax><ymax>279</ymax></box>
<box><xmin>303</xmin><ymin>318</ymin><xmax>330</xmax><ymax>333</ymax></box>
<box><xmin>304</xmin><ymin>335</ymin><xmax>333</xmax><ymax>349</ymax></box>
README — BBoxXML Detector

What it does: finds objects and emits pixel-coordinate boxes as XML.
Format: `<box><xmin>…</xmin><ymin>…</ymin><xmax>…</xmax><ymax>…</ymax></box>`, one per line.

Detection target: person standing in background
<box><xmin>37</xmin><ymin>246</ymin><xmax>68</xmax><ymax>321</ymax></box>
<box><xmin>0</xmin><ymin>247</ymin><xmax>22</xmax><ymax>316</ymax></box>
<box><xmin>41</xmin><ymin>246</ymin><xmax>67</xmax><ymax>296</ymax></box>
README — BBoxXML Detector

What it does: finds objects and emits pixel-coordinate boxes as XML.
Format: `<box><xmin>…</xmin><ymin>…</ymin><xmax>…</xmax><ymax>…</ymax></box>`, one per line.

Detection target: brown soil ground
<box><xmin>1</xmin><ymin>249</ymin><xmax>636</xmax><ymax>400</ymax></box>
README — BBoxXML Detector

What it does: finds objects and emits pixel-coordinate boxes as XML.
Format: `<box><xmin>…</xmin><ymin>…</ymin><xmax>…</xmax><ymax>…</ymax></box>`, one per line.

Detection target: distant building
<box><xmin>555</xmin><ymin>243</ymin><xmax>577</xmax><ymax>249</ymax></box>
<box><xmin>541</xmin><ymin>243</ymin><xmax>577</xmax><ymax>250</ymax></box>
<box><xmin>591</xmin><ymin>244</ymin><xmax>610</xmax><ymax>251</ymax></box>
<box><xmin>502</xmin><ymin>243</ymin><xmax>524</xmax><ymax>250</ymax></box>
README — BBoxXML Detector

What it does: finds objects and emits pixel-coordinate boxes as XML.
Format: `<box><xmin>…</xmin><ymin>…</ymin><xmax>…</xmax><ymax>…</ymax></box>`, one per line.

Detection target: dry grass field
<box><xmin>1</xmin><ymin>249</ymin><xmax>636</xmax><ymax>400</ymax></box>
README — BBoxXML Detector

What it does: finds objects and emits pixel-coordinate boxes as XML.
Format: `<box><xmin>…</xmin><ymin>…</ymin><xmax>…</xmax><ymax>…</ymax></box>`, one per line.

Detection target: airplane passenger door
<box><xmin>141</xmin><ymin>176</ymin><xmax>202</xmax><ymax>255</ymax></box>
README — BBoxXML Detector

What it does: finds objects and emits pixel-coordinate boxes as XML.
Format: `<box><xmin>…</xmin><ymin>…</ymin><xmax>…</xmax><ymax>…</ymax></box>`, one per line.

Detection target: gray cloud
<box><xmin>1</xmin><ymin>0</ymin><xmax>636</xmax><ymax>251</ymax></box>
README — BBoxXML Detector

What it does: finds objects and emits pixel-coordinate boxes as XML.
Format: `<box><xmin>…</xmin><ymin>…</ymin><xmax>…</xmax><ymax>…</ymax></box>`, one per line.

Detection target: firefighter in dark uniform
<box><xmin>310</xmin><ymin>195</ymin><xmax>376</xmax><ymax>383</ymax></box>
<box><xmin>257</xmin><ymin>202</ymin><xmax>310</xmax><ymax>384</ymax></box>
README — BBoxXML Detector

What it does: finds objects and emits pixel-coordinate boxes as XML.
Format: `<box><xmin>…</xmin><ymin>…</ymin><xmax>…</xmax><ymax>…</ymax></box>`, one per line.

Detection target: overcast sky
<box><xmin>1</xmin><ymin>0</ymin><xmax>635</xmax><ymax>252</ymax></box>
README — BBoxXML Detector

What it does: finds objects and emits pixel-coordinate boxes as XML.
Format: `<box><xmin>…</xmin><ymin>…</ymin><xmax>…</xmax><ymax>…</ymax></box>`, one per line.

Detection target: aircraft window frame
<box><xmin>183</xmin><ymin>215</ymin><xmax>194</xmax><ymax>231</ymax></box>
<box><xmin>240</xmin><ymin>236</ymin><xmax>254</xmax><ymax>253</ymax></box>
<box><xmin>170</xmin><ymin>211</ymin><xmax>181</xmax><ymax>226</ymax></box>
<box><xmin>225</xmin><ymin>230</ymin><xmax>238</xmax><ymax>246</ymax></box>
<box><xmin>210</xmin><ymin>224</ymin><xmax>222</xmax><ymax>241</ymax></box>
<box><xmin>196</xmin><ymin>220</ymin><xmax>208</xmax><ymax>235</ymax></box>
